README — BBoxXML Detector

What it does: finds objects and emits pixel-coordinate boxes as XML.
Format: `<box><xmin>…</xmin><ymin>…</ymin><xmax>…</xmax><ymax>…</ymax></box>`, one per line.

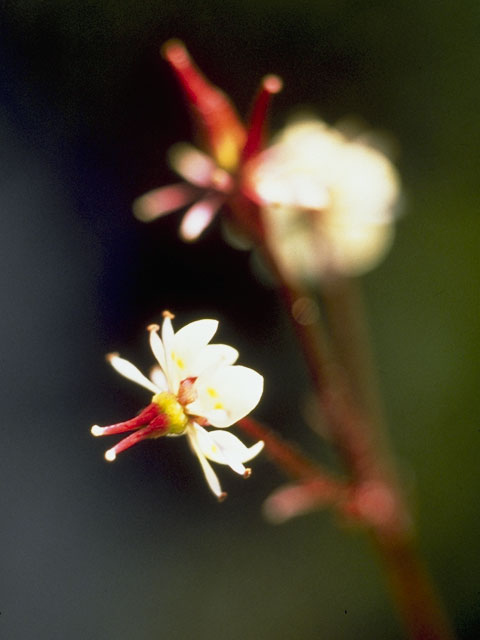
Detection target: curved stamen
<box><xmin>91</xmin><ymin>403</ymin><xmax>161</xmax><ymax>438</ymax></box>
<box><xmin>104</xmin><ymin>417</ymin><xmax>169</xmax><ymax>461</ymax></box>
<box><xmin>242</xmin><ymin>74</ymin><xmax>283</xmax><ymax>163</ymax></box>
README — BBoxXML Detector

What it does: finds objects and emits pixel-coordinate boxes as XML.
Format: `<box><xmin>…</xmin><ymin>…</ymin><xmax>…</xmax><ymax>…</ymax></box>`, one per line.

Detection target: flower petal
<box><xmin>167</xmin><ymin>319</ymin><xmax>218</xmax><ymax>388</ymax></box>
<box><xmin>168</xmin><ymin>143</ymin><xmax>217</xmax><ymax>187</ymax></box>
<box><xmin>148</xmin><ymin>324</ymin><xmax>167</xmax><ymax>373</ymax></box>
<box><xmin>189</xmin><ymin>365</ymin><xmax>263</xmax><ymax>427</ymax></box>
<box><xmin>132</xmin><ymin>183</ymin><xmax>198</xmax><ymax>222</ymax></box>
<box><xmin>188</xmin><ymin>344</ymin><xmax>239</xmax><ymax>377</ymax></box>
<box><xmin>160</xmin><ymin>314</ymin><xmax>176</xmax><ymax>390</ymax></box>
<box><xmin>193</xmin><ymin>424</ymin><xmax>264</xmax><ymax>475</ymax></box>
<box><xmin>106</xmin><ymin>353</ymin><xmax>159</xmax><ymax>394</ymax></box>
<box><xmin>187</xmin><ymin>427</ymin><xmax>225</xmax><ymax>499</ymax></box>
<box><xmin>149</xmin><ymin>365</ymin><xmax>169</xmax><ymax>392</ymax></box>
<box><xmin>179</xmin><ymin>194</ymin><xmax>223</xmax><ymax>242</ymax></box>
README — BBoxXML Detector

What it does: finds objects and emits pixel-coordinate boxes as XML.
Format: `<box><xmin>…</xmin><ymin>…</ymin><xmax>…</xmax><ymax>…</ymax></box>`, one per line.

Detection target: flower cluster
<box><xmin>133</xmin><ymin>41</ymin><xmax>401</xmax><ymax>284</ymax></box>
<box><xmin>92</xmin><ymin>313</ymin><xmax>264</xmax><ymax>499</ymax></box>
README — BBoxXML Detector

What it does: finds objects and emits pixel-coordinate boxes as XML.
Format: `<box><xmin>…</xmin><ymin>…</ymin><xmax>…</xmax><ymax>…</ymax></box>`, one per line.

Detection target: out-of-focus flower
<box><xmin>91</xmin><ymin>312</ymin><xmax>264</xmax><ymax>499</ymax></box>
<box><xmin>133</xmin><ymin>39</ymin><xmax>282</xmax><ymax>242</ymax></box>
<box><xmin>245</xmin><ymin>119</ymin><xmax>401</xmax><ymax>282</ymax></box>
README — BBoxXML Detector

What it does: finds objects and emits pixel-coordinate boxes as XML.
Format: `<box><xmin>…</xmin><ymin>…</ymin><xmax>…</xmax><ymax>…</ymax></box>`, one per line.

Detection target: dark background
<box><xmin>1</xmin><ymin>1</ymin><xmax>478</xmax><ymax>638</ymax></box>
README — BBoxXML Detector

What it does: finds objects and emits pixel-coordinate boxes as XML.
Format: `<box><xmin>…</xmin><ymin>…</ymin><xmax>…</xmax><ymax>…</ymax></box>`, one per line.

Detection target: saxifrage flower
<box><xmin>91</xmin><ymin>312</ymin><xmax>264</xmax><ymax>499</ymax></box>
<box><xmin>132</xmin><ymin>39</ymin><xmax>282</xmax><ymax>243</ymax></box>
<box><xmin>246</xmin><ymin>118</ymin><xmax>401</xmax><ymax>282</ymax></box>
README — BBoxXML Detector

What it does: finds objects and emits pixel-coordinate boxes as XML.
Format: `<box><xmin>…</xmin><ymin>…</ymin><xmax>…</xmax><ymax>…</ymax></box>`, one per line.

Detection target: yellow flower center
<box><xmin>152</xmin><ymin>392</ymin><xmax>189</xmax><ymax>435</ymax></box>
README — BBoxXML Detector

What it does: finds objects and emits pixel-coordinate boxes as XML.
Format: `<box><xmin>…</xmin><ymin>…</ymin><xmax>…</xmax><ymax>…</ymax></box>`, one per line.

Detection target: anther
<box><xmin>105</xmin><ymin>449</ymin><xmax>116</xmax><ymax>462</ymax></box>
<box><xmin>161</xmin><ymin>39</ymin><xmax>189</xmax><ymax>67</ymax></box>
<box><xmin>262</xmin><ymin>74</ymin><xmax>283</xmax><ymax>95</ymax></box>
<box><xmin>91</xmin><ymin>425</ymin><xmax>103</xmax><ymax>437</ymax></box>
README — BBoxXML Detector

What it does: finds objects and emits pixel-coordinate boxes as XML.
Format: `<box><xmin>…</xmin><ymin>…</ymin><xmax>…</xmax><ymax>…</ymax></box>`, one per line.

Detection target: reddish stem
<box><xmin>238</xmin><ymin>416</ymin><xmax>339</xmax><ymax>483</ymax></box>
<box><xmin>256</xmin><ymin>244</ymin><xmax>456</xmax><ymax>640</ymax></box>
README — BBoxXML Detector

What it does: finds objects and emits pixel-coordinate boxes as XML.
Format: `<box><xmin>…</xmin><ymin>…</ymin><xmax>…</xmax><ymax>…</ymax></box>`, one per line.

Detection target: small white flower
<box><xmin>246</xmin><ymin>119</ymin><xmax>401</xmax><ymax>282</ymax></box>
<box><xmin>91</xmin><ymin>312</ymin><xmax>264</xmax><ymax>499</ymax></box>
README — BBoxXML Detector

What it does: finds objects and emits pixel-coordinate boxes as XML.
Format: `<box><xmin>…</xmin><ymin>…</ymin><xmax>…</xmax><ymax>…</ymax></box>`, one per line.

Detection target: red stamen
<box><xmin>162</xmin><ymin>39</ymin><xmax>246</xmax><ymax>168</ymax></box>
<box><xmin>92</xmin><ymin>403</ymin><xmax>160</xmax><ymax>437</ymax></box>
<box><xmin>242</xmin><ymin>74</ymin><xmax>283</xmax><ymax>163</ymax></box>
<box><xmin>105</xmin><ymin>421</ymin><xmax>168</xmax><ymax>461</ymax></box>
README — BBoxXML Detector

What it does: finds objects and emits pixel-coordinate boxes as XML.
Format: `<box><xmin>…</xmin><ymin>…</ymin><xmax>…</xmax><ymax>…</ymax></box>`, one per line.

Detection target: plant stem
<box><xmin>257</xmin><ymin>243</ymin><xmax>456</xmax><ymax>640</ymax></box>
<box><xmin>374</xmin><ymin>534</ymin><xmax>457</xmax><ymax>640</ymax></box>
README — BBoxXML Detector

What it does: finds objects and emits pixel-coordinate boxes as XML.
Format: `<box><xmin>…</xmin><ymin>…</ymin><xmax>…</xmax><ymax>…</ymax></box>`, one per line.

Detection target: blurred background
<box><xmin>1</xmin><ymin>1</ymin><xmax>478</xmax><ymax>638</ymax></box>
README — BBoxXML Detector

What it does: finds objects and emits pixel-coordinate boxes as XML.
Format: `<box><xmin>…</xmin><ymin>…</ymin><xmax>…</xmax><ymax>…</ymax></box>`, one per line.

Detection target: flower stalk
<box><xmin>258</xmin><ymin>242</ymin><xmax>456</xmax><ymax>639</ymax></box>
<box><xmin>129</xmin><ymin>41</ymin><xmax>457</xmax><ymax>639</ymax></box>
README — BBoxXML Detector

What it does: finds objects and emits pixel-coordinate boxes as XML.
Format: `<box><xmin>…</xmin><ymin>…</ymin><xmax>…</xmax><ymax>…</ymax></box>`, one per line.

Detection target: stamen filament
<box><xmin>242</xmin><ymin>74</ymin><xmax>283</xmax><ymax>163</ymax></box>
<box><xmin>104</xmin><ymin>422</ymin><xmax>166</xmax><ymax>461</ymax></box>
<box><xmin>91</xmin><ymin>403</ymin><xmax>160</xmax><ymax>437</ymax></box>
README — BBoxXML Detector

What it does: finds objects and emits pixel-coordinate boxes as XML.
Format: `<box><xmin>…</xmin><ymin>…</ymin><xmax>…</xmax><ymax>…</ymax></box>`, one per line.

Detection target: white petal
<box><xmin>188</xmin><ymin>344</ymin><xmax>239</xmax><ymax>377</ymax></box>
<box><xmin>189</xmin><ymin>365</ymin><xmax>264</xmax><ymax>428</ymax></box>
<box><xmin>149</xmin><ymin>365</ymin><xmax>168</xmax><ymax>392</ymax></box>
<box><xmin>179</xmin><ymin>194</ymin><xmax>222</xmax><ymax>242</ymax></box>
<box><xmin>132</xmin><ymin>183</ymin><xmax>198</xmax><ymax>222</ymax></box>
<box><xmin>160</xmin><ymin>315</ymin><xmax>176</xmax><ymax>391</ymax></box>
<box><xmin>186</xmin><ymin>428</ymin><xmax>224</xmax><ymax>498</ymax></box>
<box><xmin>167</xmin><ymin>319</ymin><xmax>218</xmax><ymax>389</ymax></box>
<box><xmin>148</xmin><ymin>325</ymin><xmax>169</xmax><ymax>386</ymax></box>
<box><xmin>168</xmin><ymin>143</ymin><xmax>217</xmax><ymax>187</ymax></box>
<box><xmin>193</xmin><ymin>425</ymin><xmax>264</xmax><ymax>475</ymax></box>
<box><xmin>106</xmin><ymin>354</ymin><xmax>159</xmax><ymax>394</ymax></box>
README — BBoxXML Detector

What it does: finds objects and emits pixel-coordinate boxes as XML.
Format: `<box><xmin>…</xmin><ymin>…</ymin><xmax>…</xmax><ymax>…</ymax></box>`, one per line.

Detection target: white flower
<box><xmin>246</xmin><ymin>119</ymin><xmax>401</xmax><ymax>282</ymax></box>
<box><xmin>91</xmin><ymin>312</ymin><xmax>264</xmax><ymax>499</ymax></box>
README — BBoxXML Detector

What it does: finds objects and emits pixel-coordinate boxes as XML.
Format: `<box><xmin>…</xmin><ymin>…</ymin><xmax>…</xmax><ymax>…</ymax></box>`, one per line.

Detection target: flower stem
<box><xmin>258</xmin><ymin>244</ymin><xmax>456</xmax><ymax>640</ymax></box>
<box><xmin>237</xmin><ymin>416</ymin><xmax>342</xmax><ymax>484</ymax></box>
